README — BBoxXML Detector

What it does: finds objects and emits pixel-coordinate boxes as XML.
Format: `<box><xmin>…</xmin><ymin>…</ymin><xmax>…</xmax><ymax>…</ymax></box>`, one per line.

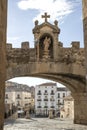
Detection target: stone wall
<box><xmin>82</xmin><ymin>0</ymin><xmax>87</xmax><ymax>91</ymax></box>
<box><xmin>6</xmin><ymin>41</ymin><xmax>85</xmax><ymax>68</ymax></box>
<box><xmin>6</xmin><ymin>43</ymin><xmax>36</xmax><ymax>68</ymax></box>
<box><xmin>0</xmin><ymin>0</ymin><xmax>7</xmax><ymax>129</ymax></box>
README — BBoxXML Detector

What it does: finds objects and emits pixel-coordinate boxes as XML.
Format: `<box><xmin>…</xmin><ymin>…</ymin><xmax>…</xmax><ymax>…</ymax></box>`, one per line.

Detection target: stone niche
<box><xmin>39</xmin><ymin>33</ymin><xmax>53</xmax><ymax>60</ymax></box>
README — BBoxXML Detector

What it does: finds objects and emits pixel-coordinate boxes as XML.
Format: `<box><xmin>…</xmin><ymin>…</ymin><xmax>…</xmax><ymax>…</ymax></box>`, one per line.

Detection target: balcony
<box><xmin>37</xmin><ymin>106</ymin><xmax>41</xmax><ymax>108</ymax></box>
<box><xmin>16</xmin><ymin>97</ymin><xmax>21</xmax><ymax>99</ymax></box>
<box><xmin>37</xmin><ymin>93</ymin><xmax>42</xmax><ymax>95</ymax></box>
<box><xmin>44</xmin><ymin>106</ymin><xmax>48</xmax><ymax>108</ymax></box>
<box><xmin>25</xmin><ymin>97</ymin><xmax>28</xmax><ymax>99</ymax></box>
<box><xmin>5</xmin><ymin>97</ymin><xmax>8</xmax><ymax>99</ymax></box>
<box><xmin>37</xmin><ymin>99</ymin><xmax>42</xmax><ymax>101</ymax></box>
<box><xmin>44</xmin><ymin>93</ymin><xmax>48</xmax><ymax>95</ymax></box>
<box><xmin>50</xmin><ymin>99</ymin><xmax>55</xmax><ymax>101</ymax></box>
<box><xmin>44</xmin><ymin>99</ymin><xmax>48</xmax><ymax>101</ymax></box>
<box><xmin>50</xmin><ymin>106</ymin><xmax>55</xmax><ymax>108</ymax></box>
<box><xmin>50</xmin><ymin>93</ymin><xmax>54</xmax><ymax>95</ymax></box>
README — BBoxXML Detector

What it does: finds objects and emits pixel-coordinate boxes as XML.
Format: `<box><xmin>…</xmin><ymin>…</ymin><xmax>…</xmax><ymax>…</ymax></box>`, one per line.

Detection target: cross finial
<box><xmin>42</xmin><ymin>12</ymin><xmax>50</xmax><ymax>22</ymax></box>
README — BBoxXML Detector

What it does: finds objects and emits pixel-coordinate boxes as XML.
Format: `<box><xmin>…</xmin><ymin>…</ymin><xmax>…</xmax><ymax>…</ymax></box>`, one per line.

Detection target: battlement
<box><xmin>6</xmin><ymin>41</ymin><xmax>30</xmax><ymax>50</ymax></box>
<box><xmin>71</xmin><ymin>41</ymin><xmax>80</xmax><ymax>49</ymax></box>
<box><xmin>6</xmin><ymin>43</ymin><xmax>12</xmax><ymax>50</ymax></box>
<box><xmin>21</xmin><ymin>41</ymin><xmax>29</xmax><ymax>49</ymax></box>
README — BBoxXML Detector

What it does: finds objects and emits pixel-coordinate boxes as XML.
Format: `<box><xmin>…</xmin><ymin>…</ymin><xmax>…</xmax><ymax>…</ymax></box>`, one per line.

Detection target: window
<box><xmin>63</xmin><ymin>93</ymin><xmax>65</xmax><ymax>97</ymax></box>
<box><xmin>17</xmin><ymin>101</ymin><xmax>20</xmax><ymax>106</ymax></box>
<box><xmin>5</xmin><ymin>94</ymin><xmax>8</xmax><ymax>99</ymax></box>
<box><xmin>58</xmin><ymin>93</ymin><xmax>60</xmax><ymax>98</ymax></box>
<box><xmin>37</xmin><ymin>90</ymin><xmax>41</xmax><ymax>95</ymax></box>
<box><xmin>38</xmin><ymin>90</ymin><xmax>41</xmax><ymax>93</ymax></box>
<box><xmin>5</xmin><ymin>101</ymin><xmax>7</xmax><ymax>104</ymax></box>
<box><xmin>45</xmin><ymin>90</ymin><xmax>47</xmax><ymax>93</ymax></box>
<box><xmin>17</xmin><ymin>94</ymin><xmax>21</xmax><ymax>99</ymax></box>
<box><xmin>51</xmin><ymin>90</ymin><xmax>54</xmax><ymax>93</ymax></box>
<box><xmin>44</xmin><ymin>90</ymin><xmax>48</xmax><ymax>95</ymax></box>
<box><xmin>51</xmin><ymin>90</ymin><xmax>54</xmax><ymax>95</ymax></box>
<box><xmin>58</xmin><ymin>100</ymin><xmax>60</xmax><ymax>104</ymax></box>
<box><xmin>45</xmin><ymin>96</ymin><xmax>47</xmax><ymax>98</ymax></box>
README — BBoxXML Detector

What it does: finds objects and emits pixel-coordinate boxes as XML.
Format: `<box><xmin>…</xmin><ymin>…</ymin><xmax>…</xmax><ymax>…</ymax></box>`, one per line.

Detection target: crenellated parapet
<box><xmin>6</xmin><ymin>42</ymin><xmax>36</xmax><ymax>68</ymax></box>
<box><xmin>57</xmin><ymin>41</ymin><xmax>85</xmax><ymax>66</ymax></box>
<box><xmin>6</xmin><ymin>40</ymin><xmax>85</xmax><ymax>68</ymax></box>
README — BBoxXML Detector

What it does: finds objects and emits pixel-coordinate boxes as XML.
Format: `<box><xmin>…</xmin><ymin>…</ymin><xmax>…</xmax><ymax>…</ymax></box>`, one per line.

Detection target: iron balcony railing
<box><xmin>37</xmin><ymin>93</ymin><xmax>42</xmax><ymax>95</ymax></box>
<box><xmin>50</xmin><ymin>106</ymin><xmax>55</xmax><ymax>108</ymax></box>
<box><xmin>37</xmin><ymin>99</ymin><xmax>42</xmax><ymax>101</ymax></box>
<box><xmin>50</xmin><ymin>99</ymin><xmax>55</xmax><ymax>101</ymax></box>
<box><xmin>44</xmin><ymin>99</ymin><xmax>48</xmax><ymax>101</ymax></box>
<box><xmin>37</xmin><ymin>106</ymin><xmax>42</xmax><ymax>108</ymax></box>
<box><xmin>50</xmin><ymin>93</ymin><xmax>54</xmax><ymax>95</ymax></box>
<box><xmin>44</xmin><ymin>106</ymin><xmax>48</xmax><ymax>108</ymax></box>
<box><xmin>44</xmin><ymin>93</ymin><xmax>48</xmax><ymax>95</ymax></box>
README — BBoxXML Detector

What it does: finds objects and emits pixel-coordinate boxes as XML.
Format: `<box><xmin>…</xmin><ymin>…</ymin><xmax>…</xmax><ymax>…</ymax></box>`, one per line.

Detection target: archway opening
<box><xmin>5</xmin><ymin>76</ymin><xmax>75</xmax><ymax>127</ymax></box>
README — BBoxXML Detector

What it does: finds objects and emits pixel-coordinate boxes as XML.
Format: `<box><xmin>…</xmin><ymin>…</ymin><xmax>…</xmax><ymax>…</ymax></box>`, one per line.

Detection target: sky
<box><xmin>7</xmin><ymin>0</ymin><xmax>83</xmax><ymax>87</ymax></box>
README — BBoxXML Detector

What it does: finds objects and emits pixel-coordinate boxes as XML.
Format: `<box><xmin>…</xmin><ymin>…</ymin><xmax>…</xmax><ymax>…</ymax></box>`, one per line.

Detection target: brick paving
<box><xmin>4</xmin><ymin>118</ymin><xmax>87</xmax><ymax>130</ymax></box>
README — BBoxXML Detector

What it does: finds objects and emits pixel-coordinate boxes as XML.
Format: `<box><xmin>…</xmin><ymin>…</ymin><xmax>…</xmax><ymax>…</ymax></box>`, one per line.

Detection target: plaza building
<box><xmin>5</xmin><ymin>81</ymin><xmax>32</xmax><ymax>117</ymax></box>
<box><xmin>60</xmin><ymin>95</ymin><xmax>74</xmax><ymax>119</ymax></box>
<box><xmin>56</xmin><ymin>87</ymin><xmax>71</xmax><ymax>112</ymax></box>
<box><xmin>35</xmin><ymin>82</ymin><xmax>71</xmax><ymax>117</ymax></box>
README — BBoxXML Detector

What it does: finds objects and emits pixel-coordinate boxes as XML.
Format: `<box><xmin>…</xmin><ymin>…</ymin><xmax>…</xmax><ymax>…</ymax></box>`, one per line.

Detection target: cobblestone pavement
<box><xmin>4</xmin><ymin>118</ymin><xmax>87</xmax><ymax>130</ymax></box>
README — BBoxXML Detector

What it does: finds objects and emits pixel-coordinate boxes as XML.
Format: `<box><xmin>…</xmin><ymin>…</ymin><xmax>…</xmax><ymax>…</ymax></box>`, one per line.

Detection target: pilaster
<box><xmin>0</xmin><ymin>0</ymin><xmax>7</xmax><ymax>129</ymax></box>
<box><xmin>82</xmin><ymin>0</ymin><xmax>87</xmax><ymax>91</ymax></box>
<box><xmin>73</xmin><ymin>93</ymin><xmax>87</xmax><ymax>125</ymax></box>
<box><xmin>53</xmin><ymin>33</ymin><xmax>58</xmax><ymax>61</ymax></box>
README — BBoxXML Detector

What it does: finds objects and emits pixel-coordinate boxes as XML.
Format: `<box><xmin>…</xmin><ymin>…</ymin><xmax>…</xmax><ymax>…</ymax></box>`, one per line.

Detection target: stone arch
<box><xmin>6</xmin><ymin>63</ymin><xmax>86</xmax><ymax>94</ymax></box>
<box><xmin>6</xmin><ymin>61</ymin><xmax>87</xmax><ymax>125</ymax></box>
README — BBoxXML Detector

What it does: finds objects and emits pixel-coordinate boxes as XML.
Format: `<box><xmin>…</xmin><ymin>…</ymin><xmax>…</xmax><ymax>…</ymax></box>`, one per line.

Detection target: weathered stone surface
<box><xmin>5</xmin><ymin>12</ymin><xmax>87</xmax><ymax>125</ymax></box>
<box><xmin>0</xmin><ymin>0</ymin><xmax>7</xmax><ymax>130</ymax></box>
<box><xmin>73</xmin><ymin>93</ymin><xmax>87</xmax><ymax>125</ymax></box>
<box><xmin>0</xmin><ymin>2</ymin><xmax>87</xmax><ymax>128</ymax></box>
<box><xmin>82</xmin><ymin>0</ymin><xmax>87</xmax><ymax>92</ymax></box>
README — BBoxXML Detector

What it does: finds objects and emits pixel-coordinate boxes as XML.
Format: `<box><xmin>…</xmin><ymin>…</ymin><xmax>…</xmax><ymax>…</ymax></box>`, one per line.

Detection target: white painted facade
<box><xmin>56</xmin><ymin>88</ymin><xmax>71</xmax><ymax>111</ymax></box>
<box><xmin>35</xmin><ymin>82</ymin><xmax>71</xmax><ymax>116</ymax></box>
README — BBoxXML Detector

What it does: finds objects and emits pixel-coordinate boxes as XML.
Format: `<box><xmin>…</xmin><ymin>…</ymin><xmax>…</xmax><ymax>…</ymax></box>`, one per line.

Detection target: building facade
<box><xmin>35</xmin><ymin>82</ymin><xmax>71</xmax><ymax>117</ymax></box>
<box><xmin>60</xmin><ymin>95</ymin><xmax>74</xmax><ymax>119</ymax></box>
<box><xmin>5</xmin><ymin>81</ymin><xmax>32</xmax><ymax>117</ymax></box>
<box><xmin>56</xmin><ymin>88</ymin><xmax>71</xmax><ymax>112</ymax></box>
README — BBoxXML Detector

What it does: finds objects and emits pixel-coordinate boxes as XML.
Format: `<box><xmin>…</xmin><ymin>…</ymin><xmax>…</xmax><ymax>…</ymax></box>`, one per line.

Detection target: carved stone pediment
<box><xmin>33</xmin><ymin>21</ymin><xmax>60</xmax><ymax>34</ymax></box>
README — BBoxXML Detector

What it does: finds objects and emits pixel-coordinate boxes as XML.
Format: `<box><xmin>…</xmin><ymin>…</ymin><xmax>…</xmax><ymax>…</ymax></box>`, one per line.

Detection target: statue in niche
<box><xmin>43</xmin><ymin>37</ymin><xmax>51</xmax><ymax>51</ymax></box>
<box><xmin>42</xmin><ymin>36</ymin><xmax>51</xmax><ymax>61</ymax></box>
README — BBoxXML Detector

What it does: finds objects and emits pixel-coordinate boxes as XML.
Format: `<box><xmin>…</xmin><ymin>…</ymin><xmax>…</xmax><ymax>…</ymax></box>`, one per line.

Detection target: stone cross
<box><xmin>42</xmin><ymin>12</ymin><xmax>50</xmax><ymax>22</ymax></box>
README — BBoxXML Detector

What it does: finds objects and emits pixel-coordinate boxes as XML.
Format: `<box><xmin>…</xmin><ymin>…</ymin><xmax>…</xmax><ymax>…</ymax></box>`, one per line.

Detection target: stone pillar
<box><xmin>49</xmin><ymin>109</ymin><xmax>54</xmax><ymax>119</ymax></box>
<box><xmin>74</xmin><ymin>93</ymin><xmax>87</xmax><ymax>125</ymax></box>
<box><xmin>26</xmin><ymin>110</ymin><xmax>30</xmax><ymax>119</ymax></box>
<box><xmin>0</xmin><ymin>0</ymin><xmax>7</xmax><ymax>129</ymax></box>
<box><xmin>53</xmin><ymin>33</ymin><xmax>59</xmax><ymax>61</ymax></box>
<box><xmin>53</xmin><ymin>21</ymin><xmax>60</xmax><ymax>61</ymax></box>
<box><xmin>82</xmin><ymin>0</ymin><xmax>87</xmax><ymax>91</ymax></box>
